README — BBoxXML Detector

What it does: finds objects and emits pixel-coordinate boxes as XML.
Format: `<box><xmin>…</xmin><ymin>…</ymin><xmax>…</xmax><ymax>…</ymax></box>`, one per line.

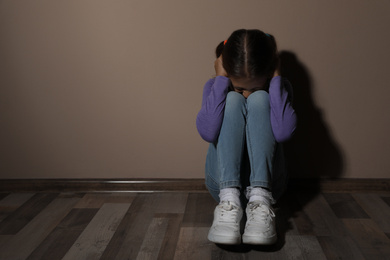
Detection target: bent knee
<box><xmin>226</xmin><ymin>91</ymin><xmax>246</xmax><ymax>110</ymax></box>
<box><xmin>247</xmin><ymin>90</ymin><xmax>269</xmax><ymax>102</ymax></box>
<box><xmin>247</xmin><ymin>90</ymin><xmax>270</xmax><ymax>110</ymax></box>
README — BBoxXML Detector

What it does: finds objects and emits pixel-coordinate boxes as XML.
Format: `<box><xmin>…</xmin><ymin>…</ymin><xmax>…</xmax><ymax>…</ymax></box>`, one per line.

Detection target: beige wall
<box><xmin>1</xmin><ymin>0</ymin><xmax>389</xmax><ymax>179</ymax></box>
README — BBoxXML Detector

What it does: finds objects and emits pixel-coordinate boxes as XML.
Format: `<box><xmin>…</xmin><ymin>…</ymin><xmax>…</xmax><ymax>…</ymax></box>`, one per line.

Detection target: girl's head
<box><xmin>216</xmin><ymin>29</ymin><xmax>278</xmax><ymax>94</ymax></box>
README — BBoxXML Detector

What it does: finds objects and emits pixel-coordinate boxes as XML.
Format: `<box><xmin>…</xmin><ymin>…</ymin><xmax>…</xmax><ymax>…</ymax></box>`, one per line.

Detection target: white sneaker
<box><xmin>207</xmin><ymin>201</ymin><xmax>243</xmax><ymax>245</ymax></box>
<box><xmin>242</xmin><ymin>201</ymin><xmax>277</xmax><ymax>245</ymax></box>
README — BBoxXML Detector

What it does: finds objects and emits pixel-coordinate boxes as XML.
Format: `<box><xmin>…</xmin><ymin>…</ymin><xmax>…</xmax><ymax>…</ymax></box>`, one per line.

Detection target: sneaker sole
<box><xmin>242</xmin><ymin>234</ymin><xmax>277</xmax><ymax>245</ymax></box>
<box><xmin>207</xmin><ymin>233</ymin><xmax>241</xmax><ymax>245</ymax></box>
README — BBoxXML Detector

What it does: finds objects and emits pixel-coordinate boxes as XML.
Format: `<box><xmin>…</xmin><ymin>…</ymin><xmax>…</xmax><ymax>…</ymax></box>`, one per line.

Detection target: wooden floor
<box><xmin>0</xmin><ymin>189</ymin><xmax>390</xmax><ymax>259</ymax></box>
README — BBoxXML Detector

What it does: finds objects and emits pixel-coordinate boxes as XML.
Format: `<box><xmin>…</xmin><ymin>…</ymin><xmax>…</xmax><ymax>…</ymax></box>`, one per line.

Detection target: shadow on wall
<box><xmin>268</xmin><ymin>51</ymin><xmax>346</xmax><ymax>249</ymax></box>
<box><xmin>279</xmin><ymin>51</ymin><xmax>344</xmax><ymax>182</ymax></box>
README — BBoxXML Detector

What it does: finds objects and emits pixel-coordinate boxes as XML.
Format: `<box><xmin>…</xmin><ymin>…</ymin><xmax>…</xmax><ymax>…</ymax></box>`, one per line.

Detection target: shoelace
<box><xmin>218</xmin><ymin>201</ymin><xmax>240</xmax><ymax>224</ymax></box>
<box><xmin>247</xmin><ymin>202</ymin><xmax>275</xmax><ymax>229</ymax></box>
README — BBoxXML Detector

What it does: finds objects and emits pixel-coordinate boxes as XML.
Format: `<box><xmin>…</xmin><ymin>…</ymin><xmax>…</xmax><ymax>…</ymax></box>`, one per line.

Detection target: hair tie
<box><xmin>223</xmin><ymin>40</ymin><xmax>227</xmax><ymax>45</ymax></box>
<box><xmin>265</xmin><ymin>33</ymin><xmax>271</xmax><ymax>37</ymax></box>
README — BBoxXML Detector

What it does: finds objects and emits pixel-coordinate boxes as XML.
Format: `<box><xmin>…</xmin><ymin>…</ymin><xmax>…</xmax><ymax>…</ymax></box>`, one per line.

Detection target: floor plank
<box><xmin>353</xmin><ymin>193</ymin><xmax>390</xmax><ymax>232</ymax></box>
<box><xmin>155</xmin><ymin>213</ymin><xmax>184</xmax><ymax>260</ymax></box>
<box><xmin>0</xmin><ymin>235</ymin><xmax>12</xmax><ymax>248</ymax></box>
<box><xmin>275</xmin><ymin>194</ymin><xmax>300</xmax><ymax>236</ymax></box>
<box><xmin>323</xmin><ymin>193</ymin><xmax>370</xmax><ymax>218</ymax></box>
<box><xmin>0</xmin><ymin>193</ymin><xmax>58</xmax><ymax>235</ymax></box>
<box><xmin>0</xmin><ymin>193</ymin><xmax>33</xmax><ymax>207</ymax></box>
<box><xmin>100</xmin><ymin>194</ymin><xmax>151</xmax><ymax>260</ymax></box>
<box><xmin>26</xmin><ymin>208</ymin><xmax>99</xmax><ymax>260</ymax></box>
<box><xmin>182</xmin><ymin>193</ymin><xmax>216</xmax><ymax>227</ymax></box>
<box><xmin>136</xmin><ymin>217</ymin><xmax>169</xmax><ymax>259</ymax></box>
<box><xmin>62</xmin><ymin>203</ymin><xmax>130</xmax><ymax>260</ymax></box>
<box><xmin>74</xmin><ymin>193</ymin><xmax>136</xmax><ymax>208</ymax></box>
<box><xmin>0</xmin><ymin>196</ymin><xmax>80</xmax><ymax>260</ymax></box>
<box><xmin>141</xmin><ymin>192</ymin><xmax>189</xmax><ymax>214</ymax></box>
<box><xmin>343</xmin><ymin>218</ymin><xmax>390</xmax><ymax>259</ymax></box>
<box><xmin>289</xmin><ymin>235</ymin><xmax>327</xmax><ymax>260</ymax></box>
<box><xmin>174</xmin><ymin>227</ymin><xmax>215</xmax><ymax>260</ymax></box>
<box><xmin>101</xmin><ymin>192</ymin><xmax>189</xmax><ymax>260</ymax></box>
<box><xmin>0</xmin><ymin>193</ymin><xmax>10</xmax><ymax>200</ymax></box>
<box><xmin>0</xmin><ymin>193</ymin><xmax>35</xmax><ymax>222</ymax></box>
<box><xmin>317</xmin><ymin>235</ymin><xmax>365</xmax><ymax>260</ymax></box>
<box><xmin>296</xmin><ymin>193</ymin><xmax>347</xmax><ymax>236</ymax></box>
<box><xmin>261</xmin><ymin>235</ymin><xmax>328</xmax><ymax>260</ymax></box>
<box><xmin>285</xmin><ymin>191</ymin><xmax>318</xmax><ymax>236</ymax></box>
<box><xmin>292</xmin><ymin>208</ymin><xmax>315</xmax><ymax>236</ymax></box>
<box><xmin>381</xmin><ymin>196</ymin><xmax>390</xmax><ymax>207</ymax></box>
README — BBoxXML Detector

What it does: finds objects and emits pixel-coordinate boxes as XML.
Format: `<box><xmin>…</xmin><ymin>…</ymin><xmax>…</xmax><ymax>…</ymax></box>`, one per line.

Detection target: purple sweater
<box><xmin>196</xmin><ymin>76</ymin><xmax>297</xmax><ymax>143</ymax></box>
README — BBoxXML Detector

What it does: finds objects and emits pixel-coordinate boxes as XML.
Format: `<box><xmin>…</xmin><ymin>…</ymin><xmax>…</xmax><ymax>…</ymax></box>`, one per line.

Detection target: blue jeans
<box><xmin>205</xmin><ymin>91</ymin><xmax>288</xmax><ymax>203</ymax></box>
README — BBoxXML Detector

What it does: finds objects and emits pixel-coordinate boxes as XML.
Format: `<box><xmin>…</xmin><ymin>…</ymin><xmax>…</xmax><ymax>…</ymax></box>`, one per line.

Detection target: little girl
<box><xmin>196</xmin><ymin>29</ymin><xmax>297</xmax><ymax>245</ymax></box>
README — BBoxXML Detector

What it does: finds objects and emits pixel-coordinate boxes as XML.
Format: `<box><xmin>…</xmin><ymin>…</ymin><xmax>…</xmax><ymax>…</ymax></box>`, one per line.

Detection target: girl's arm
<box><xmin>269</xmin><ymin>76</ymin><xmax>297</xmax><ymax>142</ymax></box>
<box><xmin>196</xmin><ymin>76</ymin><xmax>230</xmax><ymax>143</ymax></box>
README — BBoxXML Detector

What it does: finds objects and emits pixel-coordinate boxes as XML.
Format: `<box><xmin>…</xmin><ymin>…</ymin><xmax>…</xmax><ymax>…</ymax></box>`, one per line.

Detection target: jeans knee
<box><xmin>247</xmin><ymin>90</ymin><xmax>269</xmax><ymax>111</ymax></box>
<box><xmin>226</xmin><ymin>91</ymin><xmax>246</xmax><ymax>112</ymax></box>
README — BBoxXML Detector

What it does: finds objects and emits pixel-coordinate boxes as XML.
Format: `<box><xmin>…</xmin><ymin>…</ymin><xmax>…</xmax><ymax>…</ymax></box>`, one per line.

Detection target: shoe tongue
<box><xmin>220</xmin><ymin>201</ymin><xmax>237</xmax><ymax>210</ymax></box>
<box><xmin>222</xmin><ymin>205</ymin><xmax>233</xmax><ymax>211</ymax></box>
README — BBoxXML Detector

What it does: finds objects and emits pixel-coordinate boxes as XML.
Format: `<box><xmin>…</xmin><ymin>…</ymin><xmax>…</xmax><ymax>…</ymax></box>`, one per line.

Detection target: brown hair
<box><xmin>221</xmin><ymin>29</ymin><xmax>278</xmax><ymax>79</ymax></box>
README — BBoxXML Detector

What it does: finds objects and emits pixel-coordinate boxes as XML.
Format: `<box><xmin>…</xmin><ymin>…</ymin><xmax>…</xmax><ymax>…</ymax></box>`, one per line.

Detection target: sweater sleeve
<box><xmin>269</xmin><ymin>76</ymin><xmax>297</xmax><ymax>142</ymax></box>
<box><xmin>196</xmin><ymin>76</ymin><xmax>230</xmax><ymax>142</ymax></box>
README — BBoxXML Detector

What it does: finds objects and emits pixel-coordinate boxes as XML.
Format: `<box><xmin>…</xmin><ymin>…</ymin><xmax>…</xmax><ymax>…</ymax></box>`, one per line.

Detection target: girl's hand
<box><xmin>214</xmin><ymin>56</ymin><xmax>227</xmax><ymax>77</ymax></box>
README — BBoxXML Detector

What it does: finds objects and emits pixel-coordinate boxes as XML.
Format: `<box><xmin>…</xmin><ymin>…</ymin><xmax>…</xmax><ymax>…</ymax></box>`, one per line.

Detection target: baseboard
<box><xmin>288</xmin><ymin>178</ymin><xmax>390</xmax><ymax>193</ymax></box>
<box><xmin>0</xmin><ymin>178</ymin><xmax>389</xmax><ymax>193</ymax></box>
<box><xmin>0</xmin><ymin>178</ymin><xmax>207</xmax><ymax>193</ymax></box>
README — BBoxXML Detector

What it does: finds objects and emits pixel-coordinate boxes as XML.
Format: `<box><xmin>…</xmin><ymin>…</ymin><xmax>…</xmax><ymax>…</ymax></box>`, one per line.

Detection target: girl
<box><xmin>196</xmin><ymin>29</ymin><xmax>297</xmax><ymax>245</ymax></box>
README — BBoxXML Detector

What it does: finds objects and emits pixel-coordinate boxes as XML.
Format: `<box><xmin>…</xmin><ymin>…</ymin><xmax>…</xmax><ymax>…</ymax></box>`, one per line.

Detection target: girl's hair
<box><xmin>219</xmin><ymin>29</ymin><xmax>278</xmax><ymax>79</ymax></box>
<box><xmin>215</xmin><ymin>41</ymin><xmax>224</xmax><ymax>58</ymax></box>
